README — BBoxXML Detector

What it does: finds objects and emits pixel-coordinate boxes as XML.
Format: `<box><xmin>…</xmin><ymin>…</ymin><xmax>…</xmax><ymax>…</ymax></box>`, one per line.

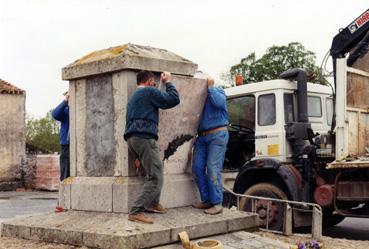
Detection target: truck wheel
<box><xmin>323</xmin><ymin>213</ymin><xmax>345</xmax><ymax>227</ymax></box>
<box><xmin>239</xmin><ymin>183</ymin><xmax>287</xmax><ymax>231</ymax></box>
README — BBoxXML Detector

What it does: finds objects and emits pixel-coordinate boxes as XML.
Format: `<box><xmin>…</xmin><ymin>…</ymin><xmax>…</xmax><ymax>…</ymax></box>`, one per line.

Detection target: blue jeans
<box><xmin>192</xmin><ymin>130</ymin><xmax>229</xmax><ymax>205</ymax></box>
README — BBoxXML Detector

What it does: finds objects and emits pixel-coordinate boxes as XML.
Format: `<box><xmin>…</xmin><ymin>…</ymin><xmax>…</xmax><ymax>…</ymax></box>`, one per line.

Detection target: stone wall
<box><xmin>0</xmin><ymin>94</ymin><xmax>26</xmax><ymax>190</ymax></box>
<box><xmin>22</xmin><ymin>154</ymin><xmax>37</xmax><ymax>189</ymax></box>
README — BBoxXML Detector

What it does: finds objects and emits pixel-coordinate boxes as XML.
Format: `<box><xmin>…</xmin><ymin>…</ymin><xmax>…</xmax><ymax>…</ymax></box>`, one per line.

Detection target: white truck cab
<box><xmin>225</xmin><ymin>80</ymin><xmax>333</xmax><ymax>165</ymax></box>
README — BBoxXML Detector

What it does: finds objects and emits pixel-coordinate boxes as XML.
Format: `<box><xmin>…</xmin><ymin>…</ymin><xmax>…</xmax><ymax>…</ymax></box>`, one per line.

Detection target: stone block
<box><xmin>160</xmin><ymin>174</ymin><xmax>200</xmax><ymax>208</ymax></box>
<box><xmin>227</xmin><ymin>213</ymin><xmax>259</xmax><ymax>232</ymax></box>
<box><xmin>113</xmin><ymin>174</ymin><xmax>199</xmax><ymax>213</ymax></box>
<box><xmin>62</xmin><ymin>44</ymin><xmax>197</xmax><ymax>80</ymax></box>
<box><xmin>71</xmin><ymin>177</ymin><xmax>115</xmax><ymax>212</ymax></box>
<box><xmin>59</xmin><ymin>177</ymin><xmax>72</xmax><ymax>209</ymax></box>
<box><xmin>69</xmin><ymin>80</ymin><xmax>77</xmax><ymax>176</ymax></box>
<box><xmin>30</xmin><ymin>227</ymin><xmax>83</xmax><ymax>246</ymax></box>
<box><xmin>85</xmin><ymin>75</ymin><xmax>116</xmax><ymax>176</ymax></box>
<box><xmin>158</xmin><ymin>76</ymin><xmax>207</xmax><ymax>173</ymax></box>
<box><xmin>111</xmin><ymin>71</ymin><xmax>138</xmax><ymax>177</ymax></box>
<box><xmin>1</xmin><ymin>223</ymin><xmax>30</xmax><ymax>239</ymax></box>
<box><xmin>112</xmin><ymin>177</ymin><xmax>143</xmax><ymax>213</ymax></box>
<box><xmin>170</xmin><ymin>220</ymin><xmax>227</xmax><ymax>242</ymax></box>
<box><xmin>74</xmin><ymin>79</ymin><xmax>87</xmax><ymax>176</ymax></box>
<box><xmin>83</xmin><ymin>218</ymin><xmax>171</xmax><ymax>249</ymax></box>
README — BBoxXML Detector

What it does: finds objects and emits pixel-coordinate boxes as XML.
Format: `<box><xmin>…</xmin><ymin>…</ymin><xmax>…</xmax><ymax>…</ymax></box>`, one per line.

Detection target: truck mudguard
<box><xmin>233</xmin><ymin>158</ymin><xmax>300</xmax><ymax>201</ymax></box>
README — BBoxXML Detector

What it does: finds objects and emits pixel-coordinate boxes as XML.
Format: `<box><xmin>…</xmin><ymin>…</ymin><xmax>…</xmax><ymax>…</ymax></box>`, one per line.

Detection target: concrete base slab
<box><xmin>154</xmin><ymin>231</ymin><xmax>291</xmax><ymax>249</ymax></box>
<box><xmin>1</xmin><ymin>207</ymin><xmax>258</xmax><ymax>249</ymax></box>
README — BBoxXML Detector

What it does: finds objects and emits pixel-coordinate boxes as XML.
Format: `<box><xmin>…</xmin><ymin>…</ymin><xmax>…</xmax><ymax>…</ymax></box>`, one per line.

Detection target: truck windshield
<box><xmin>227</xmin><ymin>95</ymin><xmax>255</xmax><ymax>129</ymax></box>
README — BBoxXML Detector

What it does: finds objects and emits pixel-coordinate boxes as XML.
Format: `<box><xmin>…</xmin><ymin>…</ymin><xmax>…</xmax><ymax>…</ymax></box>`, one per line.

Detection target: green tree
<box><xmin>227</xmin><ymin>42</ymin><xmax>327</xmax><ymax>85</ymax></box>
<box><xmin>26</xmin><ymin>111</ymin><xmax>60</xmax><ymax>153</ymax></box>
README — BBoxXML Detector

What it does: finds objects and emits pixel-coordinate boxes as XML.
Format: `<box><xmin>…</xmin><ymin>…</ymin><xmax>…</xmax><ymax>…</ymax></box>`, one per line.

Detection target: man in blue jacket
<box><xmin>124</xmin><ymin>70</ymin><xmax>180</xmax><ymax>224</ymax></box>
<box><xmin>52</xmin><ymin>92</ymin><xmax>70</xmax><ymax>181</ymax></box>
<box><xmin>192</xmin><ymin>77</ymin><xmax>229</xmax><ymax>215</ymax></box>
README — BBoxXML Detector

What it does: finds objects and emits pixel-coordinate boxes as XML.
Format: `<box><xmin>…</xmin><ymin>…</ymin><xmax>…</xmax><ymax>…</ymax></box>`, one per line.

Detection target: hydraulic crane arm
<box><xmin>329</xmin><ymin>9</ymin><xmax>369</xmax><ymax>132</ymax></box>
<box><xmin>330</xmin><ymin>8</ymin><xmax>369</xmax><ymax>64</ymax></box>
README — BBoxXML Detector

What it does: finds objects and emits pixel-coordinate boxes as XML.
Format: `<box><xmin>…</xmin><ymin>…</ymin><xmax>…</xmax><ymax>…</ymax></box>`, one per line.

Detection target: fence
<box><xmin>223</xmin><ymin>185</ymin><xmax>323</xmax><ymax>240</ymax></box>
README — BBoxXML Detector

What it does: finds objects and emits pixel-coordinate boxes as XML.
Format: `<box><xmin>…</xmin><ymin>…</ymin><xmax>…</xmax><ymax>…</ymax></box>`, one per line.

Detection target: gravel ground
<box><xmin>1</xmin><ymin>231</ymin><xmax>368</xmax><ymax>249</ymax></box>
<box><xmin>255</xmin><ymin>231</ymin><xmax>369</xmax><ymax>249</ymax></box>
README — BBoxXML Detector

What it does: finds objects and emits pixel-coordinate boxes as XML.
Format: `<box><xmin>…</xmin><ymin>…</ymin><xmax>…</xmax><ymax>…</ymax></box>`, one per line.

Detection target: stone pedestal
<box><xmin>1</xmin><ymin>207</ymin><xmax>259</xmax><ymax>249</ymax></box>
<box><xmin>59</xmin><ymin>44</ymin><xmax>207</xmax><ymax>212</ymax></box>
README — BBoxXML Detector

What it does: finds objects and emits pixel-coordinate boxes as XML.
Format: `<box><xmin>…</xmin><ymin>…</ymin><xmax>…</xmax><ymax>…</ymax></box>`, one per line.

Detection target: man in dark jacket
<box><xmin>52</xmin><ymin>92</ymin><xmax>70</xmax><ymax>181</ymax></box>
<box><xmin>192</xmin><ymin>77</ymin><xmax>229</xmax><ymax>215</ymax></box>
<box><xmin>124</xmin><ymin>70</ymin><xmax>180</xmax><ymax>224</ymax></box>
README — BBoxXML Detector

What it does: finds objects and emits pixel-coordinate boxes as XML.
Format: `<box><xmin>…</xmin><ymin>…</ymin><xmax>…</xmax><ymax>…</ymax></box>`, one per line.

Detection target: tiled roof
<box><xmin>0</xmin><ymin>79</ymin><xmax>25</xmax><ymax>94</ymax></box>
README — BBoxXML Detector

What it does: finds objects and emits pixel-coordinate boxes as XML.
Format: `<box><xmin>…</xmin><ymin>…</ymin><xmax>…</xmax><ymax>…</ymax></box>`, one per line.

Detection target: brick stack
<box><xmin>35</xmin><ymin>155</ymin><xmax>60</xmax><ymax>191</ymax></box>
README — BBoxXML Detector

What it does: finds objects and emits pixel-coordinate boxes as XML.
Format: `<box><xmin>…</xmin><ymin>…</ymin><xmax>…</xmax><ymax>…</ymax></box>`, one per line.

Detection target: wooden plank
<box><xmin>347</xmin><ymin>73</ymin><xmax>369</xmax><ymax>109</ymax></box>
<box><xmin>327</xmin><ymin>160</ymin><xmax>369</xmax><ymax>169</ymax></box>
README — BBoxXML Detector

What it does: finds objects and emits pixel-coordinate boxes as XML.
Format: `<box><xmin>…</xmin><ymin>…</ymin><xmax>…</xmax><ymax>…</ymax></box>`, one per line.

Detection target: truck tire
<box><xmin>239</xmin><ymin>183</ymin><xmax>288</xmax><ymax>231</ymax></box>
<box><xmin>323</xmin><ymin>213</ymin><xmax>345</xmax><ymax>227</ymax></box>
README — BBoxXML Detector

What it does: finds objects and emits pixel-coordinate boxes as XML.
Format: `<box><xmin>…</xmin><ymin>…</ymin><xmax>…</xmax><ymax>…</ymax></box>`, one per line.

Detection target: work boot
<box><xmin>146</xmin><ymin>203</ymin><xmax>167</xmax><ymax>214</ymax></box>
<box><xmin>204</xmin><ymin>204</ymin><xmax>223</xmax><ymax>215</ymax></box>
<box><xmin>192</xmin><ymin>201</ymin><xmax>213</xmax><ymax>209</ymax></box>
<box><xmin>128</xmin><ymin>213</ymin><xmax>154</xmax><ymax>224</ymax></box>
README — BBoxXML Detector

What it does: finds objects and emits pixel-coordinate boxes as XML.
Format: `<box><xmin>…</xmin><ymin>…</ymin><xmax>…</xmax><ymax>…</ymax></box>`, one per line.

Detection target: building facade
<box><xmin>0</xmin><ymin>79</ymin><xmax>26</xmax><ymax>190</ymax></box>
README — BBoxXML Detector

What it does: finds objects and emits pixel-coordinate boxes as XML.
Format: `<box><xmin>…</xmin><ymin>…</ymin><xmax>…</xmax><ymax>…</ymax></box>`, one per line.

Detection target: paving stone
<box><xmin>154</xmin><ymin>231</ymin><xmax>291</xmax><ymax>249</ymax></box>
<box><xmin>30</xmin><ymin>227</ymin><xmax>83</xmax><ymax>246</ymax></box>
<box><xmin>83</xmin><ymin>216</ymin><xmax>170</xmax><ymax>249</ymax></box>
<box><xmin>227</xmin><ymin>212</ymin><xmax>260</xmax><ymax>232</ymax></box>
<box><xmin>0</xmin><ymin>223</ymin><xmax>30</xmax><ymax>239</ymax></box>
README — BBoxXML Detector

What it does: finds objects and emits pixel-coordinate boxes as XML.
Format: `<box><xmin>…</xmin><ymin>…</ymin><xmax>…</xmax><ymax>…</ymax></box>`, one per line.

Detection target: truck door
<box><xmin>255</xmin><ymin>91</ymin><xmax>285</xmax><ymax>161</ymax></box>
<box><xmin>225</xmin><ymin>94</ymin><xmax>256</xmax><ymax>169</ymax></box>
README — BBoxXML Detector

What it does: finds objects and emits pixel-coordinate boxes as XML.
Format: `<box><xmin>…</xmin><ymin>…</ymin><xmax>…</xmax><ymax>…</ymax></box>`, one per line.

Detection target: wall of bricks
<box><xmin>35</xmin><ymin>155</ymin><xmax>60</xmax><ymax>191</ymax></box>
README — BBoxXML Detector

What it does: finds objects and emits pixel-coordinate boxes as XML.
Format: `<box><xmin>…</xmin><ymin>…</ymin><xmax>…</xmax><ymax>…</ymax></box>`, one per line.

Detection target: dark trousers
<box><xmin>60</xmin><ymin>144</ymin><xmax>70</xmax><ymax>181</ymax></box>
<box><xmin>127</xmin><ymin>136</ymin><xmax>163</xmax><ymax>214</ymax></box>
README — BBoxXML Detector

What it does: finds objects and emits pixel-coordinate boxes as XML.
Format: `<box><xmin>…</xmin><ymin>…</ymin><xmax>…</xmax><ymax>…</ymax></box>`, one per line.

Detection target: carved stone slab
<box><xmin>158</xmin><ymin>76</ymin><xmax>207</xmax><ymax>174</ymax></box>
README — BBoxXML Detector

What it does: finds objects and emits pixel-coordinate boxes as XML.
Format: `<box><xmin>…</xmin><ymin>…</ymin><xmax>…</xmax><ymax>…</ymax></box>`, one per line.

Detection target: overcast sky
<box><xmin>0</xmin><ymin>0</ymin><xmax>368</xmax><ymax>117</ymax></box>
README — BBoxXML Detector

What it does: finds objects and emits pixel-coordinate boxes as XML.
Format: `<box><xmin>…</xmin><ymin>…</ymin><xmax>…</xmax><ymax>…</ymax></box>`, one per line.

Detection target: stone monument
<box><xmin>59</xmin><ymin>43</ymin><xmax>207</xmax><ymax>213</ymax></box>
<box><xmin>1</xmin><ymin>44</ymin><xmax>259</xmax><ymax>249</ymax></box>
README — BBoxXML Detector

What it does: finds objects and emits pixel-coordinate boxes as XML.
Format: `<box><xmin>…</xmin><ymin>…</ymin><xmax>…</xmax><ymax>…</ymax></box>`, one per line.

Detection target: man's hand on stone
<box><xmin>207</xmin><ymin>77</ymin><xmax>215</xmax><ymax>87</ymax></box>
<box><xmin>64</xmin><ymin>91</ymin><xmax>70</xmax><ymax>102</ymax></box>
<box><xmin>134</xmin><ymin>158</ymin><xmax>143</xmax><ymax>176</ymax></box>
<box><xmin>161</xmin><ymin>71</ymin><xmax>171</xmax><ymax>84</ymax></box>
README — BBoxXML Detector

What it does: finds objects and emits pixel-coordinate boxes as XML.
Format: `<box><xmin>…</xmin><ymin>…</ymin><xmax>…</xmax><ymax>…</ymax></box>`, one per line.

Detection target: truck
<box><xmin>222</xmin><ymin>8</ymin><xmax>369</xmax><ymax>231</ymax></box>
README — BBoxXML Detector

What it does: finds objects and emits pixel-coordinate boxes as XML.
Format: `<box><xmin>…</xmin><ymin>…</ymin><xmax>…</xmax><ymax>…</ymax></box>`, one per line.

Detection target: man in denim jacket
<box><xmin>192</xmin><ymin>77</ymin><xmax>229</xmax><ymax>215</ymax></box>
